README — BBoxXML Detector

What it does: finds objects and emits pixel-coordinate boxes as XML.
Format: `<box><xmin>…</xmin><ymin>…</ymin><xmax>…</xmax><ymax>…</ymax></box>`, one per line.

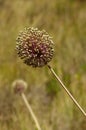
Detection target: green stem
<box><xmin>47</xmin><ymin>64</ymin><xmax>86</xmax><ymax>117</ymax></box>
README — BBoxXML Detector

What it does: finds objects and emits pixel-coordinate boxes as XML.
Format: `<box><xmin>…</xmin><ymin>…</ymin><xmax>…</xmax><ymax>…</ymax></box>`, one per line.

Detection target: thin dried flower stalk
<box><xmin>47</xmin><ymin>65</ymin><xmax>86</xmax><ymax>117</ymax></box>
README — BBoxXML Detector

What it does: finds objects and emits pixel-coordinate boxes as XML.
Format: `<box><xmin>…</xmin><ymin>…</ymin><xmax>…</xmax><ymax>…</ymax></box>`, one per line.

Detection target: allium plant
<box><xmin>12</xmin><ymin>79</ymin><xmax>42</xmax><ymax>130</ymax></box>
<box><xmin>16</xmin><ymin>27</ymin><xmax>86</xmax><ymax>117</ymax></box>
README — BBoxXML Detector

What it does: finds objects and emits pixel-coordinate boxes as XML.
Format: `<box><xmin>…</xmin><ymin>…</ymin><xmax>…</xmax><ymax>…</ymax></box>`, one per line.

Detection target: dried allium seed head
<box><xmin>12</xmin><ymin>79</ymin><xmax>27</xmax><ymax>94</ymax></box>
<box><xmin>16</xmin><ymin>27</ymin><xmax>54</xmax><ymax>67</ymax></box>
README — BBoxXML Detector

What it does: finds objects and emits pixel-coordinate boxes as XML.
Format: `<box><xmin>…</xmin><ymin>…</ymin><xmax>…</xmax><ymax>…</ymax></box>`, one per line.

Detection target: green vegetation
<box><xmin>0</xmin><ymin>0</ymin><xmax>86</xmax><ymax>130</ymax></box>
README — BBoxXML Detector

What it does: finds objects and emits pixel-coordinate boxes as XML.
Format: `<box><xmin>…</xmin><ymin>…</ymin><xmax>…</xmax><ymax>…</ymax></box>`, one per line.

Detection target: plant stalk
<box><xmin>21</xmin><ymin>93</ymin><xmax>42</xmax><ymax>130</ymax></box>
<box><xmin>47</xmin><ymin>64</ymin><xmax>86</xmax><ymax>117</ymax></box>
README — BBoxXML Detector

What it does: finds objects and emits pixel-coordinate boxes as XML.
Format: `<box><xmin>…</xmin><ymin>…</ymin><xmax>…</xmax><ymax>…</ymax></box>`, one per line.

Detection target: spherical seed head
<box><xmin>12</xmin><ymin>79</ymin><xmax>27</xmax><ymax>94</ymax></box>
<box><xmin>16</xmin><ymin>27</ymin><xmax>54</xmax><ymax>67</ymax></box>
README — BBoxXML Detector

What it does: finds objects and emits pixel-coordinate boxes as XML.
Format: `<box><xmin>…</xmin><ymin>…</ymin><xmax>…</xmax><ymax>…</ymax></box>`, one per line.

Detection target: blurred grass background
<box><xmin>0</xmin><ymin>0</ymin><xmax>86</xmax><ymax>130</ymax></box>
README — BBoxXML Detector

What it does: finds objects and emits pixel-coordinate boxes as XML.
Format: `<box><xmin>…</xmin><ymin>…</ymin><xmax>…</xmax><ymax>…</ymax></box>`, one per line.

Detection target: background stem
<box><xmin>21</xmin><ymin>93</ymin><xmax>42</xmax><ymax>130</ymax></box>
<box><xmin>47</xmin><ymin>64</ymin><xmax>86</xmax><ymax>117</ymax></box>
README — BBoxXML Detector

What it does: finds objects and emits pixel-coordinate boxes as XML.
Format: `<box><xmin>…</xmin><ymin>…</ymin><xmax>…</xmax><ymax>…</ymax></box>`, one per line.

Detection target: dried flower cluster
<box><xmin>12</xmin><ymin>79</ymin><xmax>27</xmax><ymax>94</ymax></box>
<box><xmin>16</xmin><ymin>27</ymin><xmax>54</xmax><ymax>67</ymax></box>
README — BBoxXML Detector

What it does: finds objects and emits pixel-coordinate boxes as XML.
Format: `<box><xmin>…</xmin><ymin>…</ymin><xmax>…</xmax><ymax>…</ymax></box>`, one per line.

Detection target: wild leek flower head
<box><xmin>16</xmin><ymin>27</ymin><xmax>54</xmax><ymax>67</ymax></box>
<box><xmin>12</xmin><ymin>79</ymin><xmax>27</xmax><ymax>94</ymax></box>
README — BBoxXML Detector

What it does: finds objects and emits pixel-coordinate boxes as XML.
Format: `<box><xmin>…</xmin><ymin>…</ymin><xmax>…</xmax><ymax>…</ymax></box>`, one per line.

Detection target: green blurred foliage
<box><xmin>0</xmin><ymin>0</ymin><xmax>86</xmax><ymax>130</ymax></box>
